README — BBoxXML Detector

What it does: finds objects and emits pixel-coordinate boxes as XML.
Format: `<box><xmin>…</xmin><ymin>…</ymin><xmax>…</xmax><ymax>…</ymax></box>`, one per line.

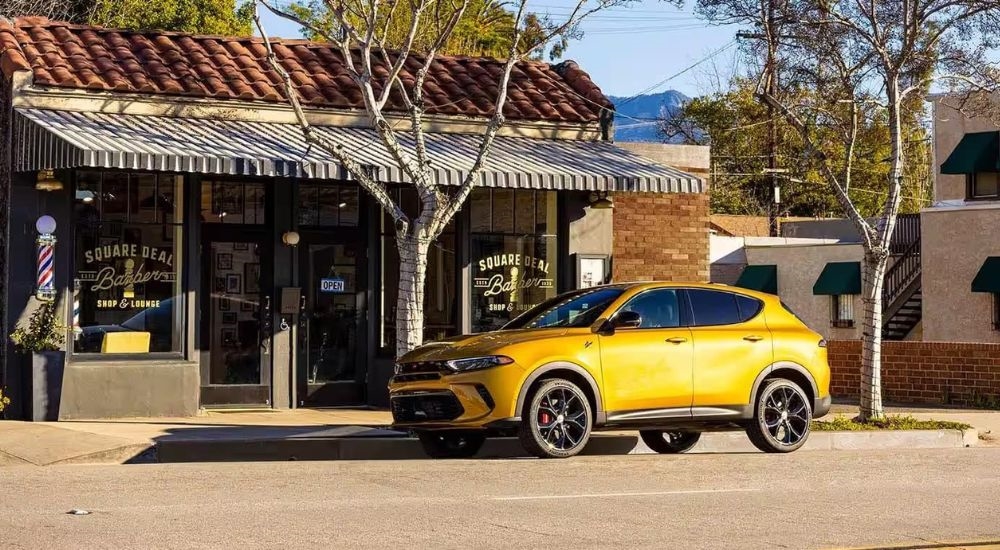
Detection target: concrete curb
<box><xmin>155</xmin><ymin>428</ymin><xmax>976</xmax><ymax>463</ymax></box>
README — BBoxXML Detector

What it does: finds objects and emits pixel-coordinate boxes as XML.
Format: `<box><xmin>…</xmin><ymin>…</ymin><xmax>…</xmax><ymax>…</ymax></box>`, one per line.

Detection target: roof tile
<box><xmin>0</xmin><ymin>17</ymin><xmax>612</xmax><ymax>124</ymax></box>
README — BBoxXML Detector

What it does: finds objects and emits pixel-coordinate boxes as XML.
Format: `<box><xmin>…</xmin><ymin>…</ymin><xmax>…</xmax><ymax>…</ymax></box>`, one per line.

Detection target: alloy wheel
<box><xmin>536</xmin><ymin>387</ymin><xmax>589</xmax><ymax>451</ymax></box>
<box><xmin>760</xmin><ymin>384</ymin><xmax>810</xmax><ymax>447</ymax></box>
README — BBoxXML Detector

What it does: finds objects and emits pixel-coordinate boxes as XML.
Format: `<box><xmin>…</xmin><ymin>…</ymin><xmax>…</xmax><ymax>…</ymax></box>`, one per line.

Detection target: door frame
<box><xmin>199</xmin><ymin>224</ymin><xmax>274</xmax><ymax>407</ymax></box>
<box><xmin>295</xmin><ymin>227</ymin><xmax>368</xmax><ymax>406</ymax></box>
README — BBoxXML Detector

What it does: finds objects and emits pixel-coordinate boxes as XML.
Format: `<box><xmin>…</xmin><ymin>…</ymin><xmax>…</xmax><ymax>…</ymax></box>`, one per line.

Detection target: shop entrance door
<box><xmin>200</xmin><ymin>234</ymin><xmax>272</xmax><ymax>406</ymax></box>
<box><xmin>297</xmin><ymin>235</ymin><xmax>366</xmax><ymax>406</ymax></box>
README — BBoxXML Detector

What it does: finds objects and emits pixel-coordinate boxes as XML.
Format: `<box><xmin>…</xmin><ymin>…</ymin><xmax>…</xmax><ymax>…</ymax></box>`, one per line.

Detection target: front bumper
<box><xmin>388</xmin><ymin>364</ymin><xmax>524</xmax><ymax>430</ymax></box>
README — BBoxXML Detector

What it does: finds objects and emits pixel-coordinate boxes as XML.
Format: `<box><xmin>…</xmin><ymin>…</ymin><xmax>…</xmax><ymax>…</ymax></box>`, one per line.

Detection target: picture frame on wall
<box><xmin>217</xmin><ymin>253</ymin><xmax>233</xmax><ymax>270</ymax></box>
<box><xmin>244</xmin><ymin>263</ymin><xmax>260</xmax><ymax>293</ymax></box>
<box><xmin>218</xmin><ymin>297</ymin><xmax>230</xmax><ymax>311</ymax></box>
<box><xmin>221</xmin><ymin>328</ymin><xmax>237</xmax><ymax>348</ymax></box>
<box><xmin>226</xmin><ymin>274</ymin><xmax>241</xmax><ymax>294</ymax></box>
<box><xmin>233</xmin><ymin>242</ymin><xmax>249</xmax><ymax>251</ymax></box>
<box><xmin>575</xmin><ymin>254</ymin><xmax>609</xmax><ymax>290</ymax></box>
<box><xmin>222</xmin><ymin>312</ymin><xmax>237</xmax><ymax>325</ymax></box>
<box><xmin>240</xmin><ymin>300</ymin><xmax>254</xmax><ymax>312</ymax></box>
<box><xmin>214</xmin><ymin>277</ymin><xmax>226</xmax><ymax>293</ymax></box>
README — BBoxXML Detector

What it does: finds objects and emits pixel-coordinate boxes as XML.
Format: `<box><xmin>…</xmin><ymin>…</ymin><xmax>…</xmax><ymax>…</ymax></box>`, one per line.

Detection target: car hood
<box><xmin>400</xmin><ymin>329</ymin><xmax>568</xmax><ymax>363</ymax></box>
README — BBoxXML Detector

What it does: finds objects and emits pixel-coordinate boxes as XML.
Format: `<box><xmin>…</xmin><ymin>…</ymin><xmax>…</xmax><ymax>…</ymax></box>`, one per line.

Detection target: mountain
<box><xmin>608</xmin><ymin>90</ymin><xmax>689</xmax><ymax>143</ymax></box>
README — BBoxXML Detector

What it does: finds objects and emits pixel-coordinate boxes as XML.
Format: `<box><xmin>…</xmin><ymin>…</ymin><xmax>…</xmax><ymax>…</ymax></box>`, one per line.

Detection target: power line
<box><xmin>615</xmin><ymin>39</ymin><xmax>738</xmax><ymax>108</ymax></box>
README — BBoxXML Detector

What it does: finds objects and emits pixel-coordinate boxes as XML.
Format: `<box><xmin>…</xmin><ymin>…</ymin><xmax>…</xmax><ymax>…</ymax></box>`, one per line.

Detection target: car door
<box><xmin>684</xmin><ymin>289</ymin><xmax>773</xmax><ymax>413</ymax></box>
<box><xmin>599</xmin><ymin>288</ymin><xmax>694</xmax><ymax>417</ymax></box>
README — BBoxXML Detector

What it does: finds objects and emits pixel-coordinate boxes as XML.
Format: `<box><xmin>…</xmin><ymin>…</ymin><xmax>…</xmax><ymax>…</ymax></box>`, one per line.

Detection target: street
<box><xmin>2</xmin><ymin>448</ymin><xmax>999</xmax><ymax>549</ymax></box>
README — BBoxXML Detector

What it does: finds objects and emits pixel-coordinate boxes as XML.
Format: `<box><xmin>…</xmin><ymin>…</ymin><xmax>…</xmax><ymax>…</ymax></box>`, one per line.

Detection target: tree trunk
<box><xmin>395</xmin><ymin>233</ymin><xmax>430</xmax><ymax>359</ymax></box>
<box><xmin>858</xmin><ymin>247</ymin><xmax>888</xmax><ymax>421</ymax></box>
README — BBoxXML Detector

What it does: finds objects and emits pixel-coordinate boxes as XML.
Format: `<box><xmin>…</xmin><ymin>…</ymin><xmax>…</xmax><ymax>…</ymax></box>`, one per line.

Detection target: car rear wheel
<box><xmin>417</xmin><ymin>431</ymin><xmax>486</xmax><ymax>459</ymax></box>
<box><xmin>518</xmin><ymin>378</ymin><xmax>593</xmax><ymax>459</ymax></box>
<box><xmin>745</xmin><ymin>378</ymin><xmax>812</xmax><ymax>453</ymax></box>
<box><xmin>639</xmin><ymin>430</ymin><xmax>701</xmax><ymax>453</ymax></box>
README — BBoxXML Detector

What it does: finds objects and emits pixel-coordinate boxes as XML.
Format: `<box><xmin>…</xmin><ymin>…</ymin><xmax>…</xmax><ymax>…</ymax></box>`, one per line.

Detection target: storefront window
<box><xmin>200</xmin><ymin>180</ymin><xmax>265</xmax><ymax>224</ymax></box>
<box><xmin>471</xmin><ymin>189</ymin><xmax>558</xmax><ymax>332</ymax></box>
<box><xmin>298</xmin><ymin>183</ymin><xmax>360</xmax><ymax>226</ymax></box>
<box><xmin>379</xmin><ymin>188</ymin><xmax>457</xmax><ymax>353</ymax></box>
<box><xmin>73</xmin><ymin>172</ymin><xmax>185</xmax><ymax>354</ymax></box>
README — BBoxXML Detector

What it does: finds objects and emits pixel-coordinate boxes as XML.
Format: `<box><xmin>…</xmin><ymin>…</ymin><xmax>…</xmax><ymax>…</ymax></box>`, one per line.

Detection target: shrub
<box><xmin>0</xmin><ymin>388</ymin><xmax>8</xmax><ymax>413</ymax></box>
<box><xmin>811</xmin><ymin>415</ymin><xmax>971</xmax><ymax>431</ymax></box>
<box><xmin>9</xmin><ymin>302</ymin><xmax>65</xmax><ymax>353</ymax></box>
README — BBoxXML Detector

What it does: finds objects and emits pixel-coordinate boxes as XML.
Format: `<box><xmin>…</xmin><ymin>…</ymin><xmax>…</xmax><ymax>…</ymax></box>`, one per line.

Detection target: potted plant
<box><xmin>9</xmin><ymin>302</ymin><xmax>66</xmax><ymax>421</ymax></box>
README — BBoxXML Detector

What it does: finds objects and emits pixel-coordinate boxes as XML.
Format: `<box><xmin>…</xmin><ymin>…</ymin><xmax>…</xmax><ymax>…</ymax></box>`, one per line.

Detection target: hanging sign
<box><xmin>320</xmin><ymin>278</ymin><xmax>345</xmax><ymax>293</ymax></box>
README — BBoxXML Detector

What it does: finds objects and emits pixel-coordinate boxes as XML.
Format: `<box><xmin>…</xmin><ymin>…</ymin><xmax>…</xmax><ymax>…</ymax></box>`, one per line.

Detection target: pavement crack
<box><xmin>487</xmin><ymin>522</ymin><xmax>559</xmax><ymax>538</ymax></box>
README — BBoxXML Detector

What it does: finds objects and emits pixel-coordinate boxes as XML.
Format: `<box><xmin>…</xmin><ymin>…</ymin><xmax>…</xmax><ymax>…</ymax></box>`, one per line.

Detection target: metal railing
<box><xmin>883</xmin><ymin>236</ymin><xmax>921</xmax><ymax>309</ymax></box>
<box><xmin>890</xmin><ymin>214</ymin><xmax>920</xmax><ymax>254</ymax></box>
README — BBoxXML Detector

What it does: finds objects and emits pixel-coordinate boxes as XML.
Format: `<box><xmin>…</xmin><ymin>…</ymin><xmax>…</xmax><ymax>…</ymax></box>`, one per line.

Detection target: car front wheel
<box><xmin>745</xmin><ymin>378</ymin><xmax>812</xmax><ymax>453</ymax></box>
<box><xmin>639</xmin><ymin>430</ymin><xmax>701</xmax><ymax>453</ymax></box>
<box><xmin>417</xmin><ymin>431</ymin><xmax>486</xmax><ymax>459</ymax></box>
<box><xmin>518</xmin><ymin>378</ymin><xmax>593</xmax><ymax>459</ymax></box>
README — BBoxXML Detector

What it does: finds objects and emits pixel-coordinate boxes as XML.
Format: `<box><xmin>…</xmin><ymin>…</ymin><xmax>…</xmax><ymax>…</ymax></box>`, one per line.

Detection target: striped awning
<box><xmin>13</xmin><ymin>108</ymin><xmax>704</xmax><ymax>193</ymax></box>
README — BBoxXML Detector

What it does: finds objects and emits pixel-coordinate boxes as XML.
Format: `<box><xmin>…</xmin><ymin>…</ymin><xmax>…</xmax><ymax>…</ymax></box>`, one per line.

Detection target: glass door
<box><xmin>200</xmin><ymin>238</ymin><xmax>272</xmax><ymax>406</ymax></box>
<box><xmin>298</xmin><ymin>240</ymin><xmax>365</xmax><ymax>406</ymax></box>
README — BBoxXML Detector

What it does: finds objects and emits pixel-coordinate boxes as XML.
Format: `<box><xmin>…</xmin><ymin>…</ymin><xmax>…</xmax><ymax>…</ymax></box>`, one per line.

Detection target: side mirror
<box><xmin>612</xmin><ymin>310</ymin><xmax>642</xmax><ymax>329</ymax></box>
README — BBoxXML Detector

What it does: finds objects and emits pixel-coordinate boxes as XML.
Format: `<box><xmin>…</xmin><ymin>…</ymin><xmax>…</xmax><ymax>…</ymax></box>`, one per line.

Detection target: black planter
<box><xmin>19</xmin><ymin>351</ymin><xmax>66</xmax><ymax>421</ymax></box>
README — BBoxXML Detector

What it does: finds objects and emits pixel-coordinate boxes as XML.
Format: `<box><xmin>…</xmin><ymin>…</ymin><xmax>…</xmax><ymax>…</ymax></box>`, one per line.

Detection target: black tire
<box><xmin>518</xmin><ymin>378</ymin><xmax>593</xmax><ymax>459</ymax></box>
<box><xmin>745</xmin><ymin>378</ymin><xmax>813</xmax><ymax>453</ymax></box>
<box><xmin>417</xmin><ymin>431</ymin><xmax>486</xmax><ymax>459</ymax></box>
<box><xmin>639</xmin><ymin>430</ymin><xmax>702</xmax><ymax>454</ymax></box>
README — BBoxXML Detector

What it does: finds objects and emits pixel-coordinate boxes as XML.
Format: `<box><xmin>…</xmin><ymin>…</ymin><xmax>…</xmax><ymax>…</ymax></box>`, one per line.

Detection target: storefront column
<box><xmin>270</xmin><ymin>180</ymin><xmax>295</xmax><ymax>409</ymax></box>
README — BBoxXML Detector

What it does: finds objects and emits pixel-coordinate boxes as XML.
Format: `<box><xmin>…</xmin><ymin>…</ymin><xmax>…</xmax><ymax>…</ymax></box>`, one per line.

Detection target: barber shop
<box><xmin>0</xmin><ymin>18</ymin><xmax>708</xmax><ymax>419</ymax></box>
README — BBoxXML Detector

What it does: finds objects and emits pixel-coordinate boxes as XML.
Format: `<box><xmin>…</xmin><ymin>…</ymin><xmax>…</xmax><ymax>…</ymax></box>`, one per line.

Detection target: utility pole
<box><xmin>738</xmin><ymin>0</ymin><xmax>781</xmax><ymax>237</ymax></box>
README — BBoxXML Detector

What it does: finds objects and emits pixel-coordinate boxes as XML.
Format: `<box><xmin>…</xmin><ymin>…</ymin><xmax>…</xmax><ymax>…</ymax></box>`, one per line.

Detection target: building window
<box><xmin>831</xmin><ymin>294</ymin><xmax>855</xmax><ymax>328</ymax></box>
<box><xmin>993</xmin><ymin>294</ymin><xmax>1000</xmax><ymax>331</ymax></box>
<box><xmin>379</xmin><ymin>188</ymin><xmax>458</xmax><ymax>353</ymax></box>
<box><xmin>200</xmin><ymin>180</ymin><xmax>266</xmax><ymax>224</ymax></box>
<box><xmin>73</xmin><ymin>172</ymin><xmax>185</xmax><ymax>355</ymax></box>
<box><xmin>968</xmin><ymin>172</ymin><xmax>999</xmax><ymax>200</ymax></box>
<box><xmin>298</xmin><ymin>183</ymin><xmax>359</xmax><ymax>227</ymax></box>
<box><xmin>470</xmin><ymin>189</ymin><xmax>558</xmax><ymax>333</ymax></box>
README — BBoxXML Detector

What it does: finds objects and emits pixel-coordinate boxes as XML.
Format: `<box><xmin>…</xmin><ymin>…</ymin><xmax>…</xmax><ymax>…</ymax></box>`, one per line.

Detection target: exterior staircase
<box><xmin>881</xmin><ymin>235</ymin><xmax>922</xmax><ymax>340</ymax></box>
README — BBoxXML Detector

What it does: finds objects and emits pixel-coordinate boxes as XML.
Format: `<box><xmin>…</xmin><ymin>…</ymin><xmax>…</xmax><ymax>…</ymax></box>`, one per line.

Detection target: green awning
<box><xmin>971</xmin><ymin>257</ymin><xmax>1000</xmax><ymax>293</ymax></box>
<box><xmin>813</xmin><ymin>262</ymin><xmax>862</xmax><ymax>295</ymax></box>
<box><xmin>735</xmin><ymin>265</ymin><xmax>778</xmax><ymax>294</ymax></box>
<box><xmin>941</xmin><ymin>131</ymin><xmax>1000</xmax><ymax>174</ymax></box>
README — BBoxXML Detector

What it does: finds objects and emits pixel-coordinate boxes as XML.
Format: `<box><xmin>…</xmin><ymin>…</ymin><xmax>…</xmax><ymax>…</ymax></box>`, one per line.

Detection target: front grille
<box><xmin>392</xmin><ymin>372</ymin><xmax>442</xmax><ymax>383</ymax></box>
<box><xmin>391</xmin><ymin>392</ymin><xmax>464</xmax><ymax>422</ymax></box>
<box><xmin>395</xmin><ymin>361</ymin><xmax>448</xmax><ymax>375</ymax></box>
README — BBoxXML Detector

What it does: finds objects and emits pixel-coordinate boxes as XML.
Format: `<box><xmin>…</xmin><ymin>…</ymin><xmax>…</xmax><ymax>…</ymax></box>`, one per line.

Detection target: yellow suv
<box><xmin>389</xmin><ymin>282</ymin><xmax>831</xmax><ymax>459</ymax></box>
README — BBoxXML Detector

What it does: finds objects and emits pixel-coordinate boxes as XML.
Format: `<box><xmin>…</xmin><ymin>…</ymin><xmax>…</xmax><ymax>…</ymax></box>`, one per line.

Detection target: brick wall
<box><xmin>612</xmin><ymin>192</ymin><xmax>709</xmax><ymax>282</ymax></box>
<box><xmin>829</xmin><ymin>340</ymin><xmax>1000</xmax><ymax>406</ymax></box>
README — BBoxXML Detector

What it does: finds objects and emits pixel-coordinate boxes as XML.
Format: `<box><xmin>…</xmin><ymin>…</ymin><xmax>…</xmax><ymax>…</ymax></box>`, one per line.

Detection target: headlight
<box><xmin>444</xmin><ymin>355</ymin><xmax>514</xmax><ymax>373</ymax></box>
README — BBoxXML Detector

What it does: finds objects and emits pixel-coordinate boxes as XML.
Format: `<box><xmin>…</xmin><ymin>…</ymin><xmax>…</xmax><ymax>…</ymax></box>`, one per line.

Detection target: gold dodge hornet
<box><xmin>389</xmin><ymin>282</ymin><xmax>831</xmax><ymax>459</ymax></box>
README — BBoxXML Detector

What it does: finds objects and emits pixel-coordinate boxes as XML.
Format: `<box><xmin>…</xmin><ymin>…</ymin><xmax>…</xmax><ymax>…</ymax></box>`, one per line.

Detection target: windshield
<box><xmin>502</xmin><ymin>287</ymin><xmax>625</xmax><ymax>330</ymax></box>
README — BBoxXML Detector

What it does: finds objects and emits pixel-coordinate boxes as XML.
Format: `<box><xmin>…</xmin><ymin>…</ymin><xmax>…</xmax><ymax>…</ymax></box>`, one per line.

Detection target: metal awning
<box><xmin>941</xmin><ymin>131</ymin><xmax>1000</xmax><ymax>174</ymax></box>
<box><xmin>735</xmin><ymin>265</ymin><xmax>777</xmax><ymax>294</ymax></box>
<box><xmin>972</xmin><ymin>257</ymin><xmax>1000</xmax><ymax>293</ymax></box>
<box><xmin>812</xmin><ymin>262</ymin><xmax>861</xmax><ymax>296</ymax></box>
<box><xmin>13</xmin><ymin>108</ymin><xmax>705</xmax><ymax>193</ymax></box>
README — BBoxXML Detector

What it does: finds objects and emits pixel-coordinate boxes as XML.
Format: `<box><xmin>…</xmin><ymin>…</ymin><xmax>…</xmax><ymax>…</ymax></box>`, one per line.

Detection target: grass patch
<box><xmin>810</xmin><ymin>415</ymin><xmax>971</xmax><ymax>431</ymax></box>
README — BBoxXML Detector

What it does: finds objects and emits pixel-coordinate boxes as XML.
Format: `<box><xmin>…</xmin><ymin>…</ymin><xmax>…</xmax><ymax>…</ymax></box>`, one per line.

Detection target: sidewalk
<box><xmin>0</xmin><ymin>404</ymin><xmax>995</xmax><ymax>466</ymax></box>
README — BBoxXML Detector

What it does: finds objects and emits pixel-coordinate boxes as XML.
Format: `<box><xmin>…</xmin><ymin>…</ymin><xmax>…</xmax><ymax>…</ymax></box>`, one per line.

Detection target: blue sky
<box><xmin>257</xmin><ymin>1</ymin><xmax>743</xmax><ymax>98</ymax></box>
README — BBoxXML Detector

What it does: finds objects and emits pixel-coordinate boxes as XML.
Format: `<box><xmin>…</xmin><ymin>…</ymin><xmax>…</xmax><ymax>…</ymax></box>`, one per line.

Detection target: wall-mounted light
<box><xmin>282</xmin><ymin>231</ymin><xmax>300</xmax><ymax>246</ymax></box>
<box><xmin>35</xmin><ymin>169</ymin><xmax>63</xmax><ymax>192</ymax></box>
<box><xmin>588</xmin><ymin>191</ymin><xmax>614</xmax><ymax>209</ymax></box>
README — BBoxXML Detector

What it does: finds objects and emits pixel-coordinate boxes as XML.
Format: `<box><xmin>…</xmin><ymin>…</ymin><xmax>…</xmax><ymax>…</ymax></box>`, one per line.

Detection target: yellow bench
<box><xmin>101</xmin><ymin>331</ymin><xmax>151</xmax><ymax>353</ymax></box>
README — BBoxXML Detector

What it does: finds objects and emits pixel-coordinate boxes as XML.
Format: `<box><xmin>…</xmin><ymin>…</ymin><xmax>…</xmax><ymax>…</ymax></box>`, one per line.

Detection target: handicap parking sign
<box><xmin>320</xmin><ymin>278</ymin><xmax>345</xmax><ymax>293</ymax></box>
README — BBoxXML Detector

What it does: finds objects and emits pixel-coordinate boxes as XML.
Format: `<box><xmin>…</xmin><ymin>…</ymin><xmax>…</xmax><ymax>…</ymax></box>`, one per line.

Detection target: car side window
<box><xmin>687</xmin><ymin>289</ymin><xmax>742</xmax><ymax>326</ymax></box>
<box><xmin>735</xmin><ymin>295</ymin><xmax>764</xmax><ymax>322</ymax></box>
<box><xmin>618</xmin><ymin>289</ymin><xmax>682</xmax><ymax>329</ymax></box>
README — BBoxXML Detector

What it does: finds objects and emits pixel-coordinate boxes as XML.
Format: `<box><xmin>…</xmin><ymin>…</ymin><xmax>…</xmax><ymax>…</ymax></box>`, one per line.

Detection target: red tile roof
<box><xmin>0</xmin><ymin>16</ymin><xmax>612</xmax><ymax>124</ymax></box>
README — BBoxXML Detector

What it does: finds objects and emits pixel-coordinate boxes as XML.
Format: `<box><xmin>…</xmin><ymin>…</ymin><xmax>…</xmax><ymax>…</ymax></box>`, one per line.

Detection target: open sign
<box><xmin>320</xmin><ymin>278</ymin><xmax>345</xmax><ymax>293</ymax></box>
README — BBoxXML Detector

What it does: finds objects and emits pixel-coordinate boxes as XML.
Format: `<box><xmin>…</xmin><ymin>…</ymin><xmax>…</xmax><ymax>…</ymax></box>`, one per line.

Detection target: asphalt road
<box><xmin>2</xmin><ymin>448</ymin><xmax>1000</xmax><ymax>550</ymax></box>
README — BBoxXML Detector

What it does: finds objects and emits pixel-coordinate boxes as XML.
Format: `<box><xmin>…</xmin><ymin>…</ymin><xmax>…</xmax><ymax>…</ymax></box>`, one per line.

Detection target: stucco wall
<box><xmin>744</xmin><ymin>243</ymin><xmax>864</xmax><ymax>339</ymax></box>
<box><xmin>921</xmin><ymin>205</ymin><xmax>1000</xmax><ymax>342</ymax></box>
<box><xmin>931</xmin><ymin>96</ymin><xmax>1000</xmax><ymax>203</ymax></box>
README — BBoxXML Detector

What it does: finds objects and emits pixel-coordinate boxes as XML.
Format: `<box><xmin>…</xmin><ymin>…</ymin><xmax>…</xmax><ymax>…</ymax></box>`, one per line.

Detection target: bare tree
<box><xmin>0</xmin><ymin>0</ymin><xmax>94</xmax><ymax>21</ymax></box>
<box><xmin>697</xmin><ymin>0</ymin><xmax>1000</xmax><ymax>420</ymax></box>
<box><xmin>253</xmin><ymin>0</ymin><xmax>641</xmax><ymax>358</ymax></box>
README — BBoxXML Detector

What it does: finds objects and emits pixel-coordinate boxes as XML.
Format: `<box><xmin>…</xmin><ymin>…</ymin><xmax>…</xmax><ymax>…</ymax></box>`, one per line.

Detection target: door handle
<box><xmin>665</xmin><ymin>337</ymin><xmax>688</xmax><ymax>344</ymax></box>
<box><xmin>743</xmin><ymin>335</ymin><xmax>764</xmax><ymax>342</ymax></box>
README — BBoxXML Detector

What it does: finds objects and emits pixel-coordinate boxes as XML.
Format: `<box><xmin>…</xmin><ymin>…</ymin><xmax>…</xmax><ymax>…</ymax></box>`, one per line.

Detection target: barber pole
<box><xmin>73</xmin><ymin>281</ymin><xmax>82</xmax><ymax>340</ymax></box>
<box><xmin>36</xmin><ymin>234</ymin><xmax>56</xmax><ymax>301</ymax></box>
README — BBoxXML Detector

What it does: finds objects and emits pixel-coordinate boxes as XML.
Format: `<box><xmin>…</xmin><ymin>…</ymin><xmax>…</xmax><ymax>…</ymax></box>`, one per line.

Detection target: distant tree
<box><xmin>1</xmin><ymin>0</ymin><xmax>254</xmax><ymax>35</ymax></box>
<box><xmin>286</xmin><ymin>0</ymin><xmax>570</xmax><ymax>59</ymax></box>
<box><xmin>663</xmin><ymin>78</ymin><xmax>933</xmax><ymax>218</ymax></box>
